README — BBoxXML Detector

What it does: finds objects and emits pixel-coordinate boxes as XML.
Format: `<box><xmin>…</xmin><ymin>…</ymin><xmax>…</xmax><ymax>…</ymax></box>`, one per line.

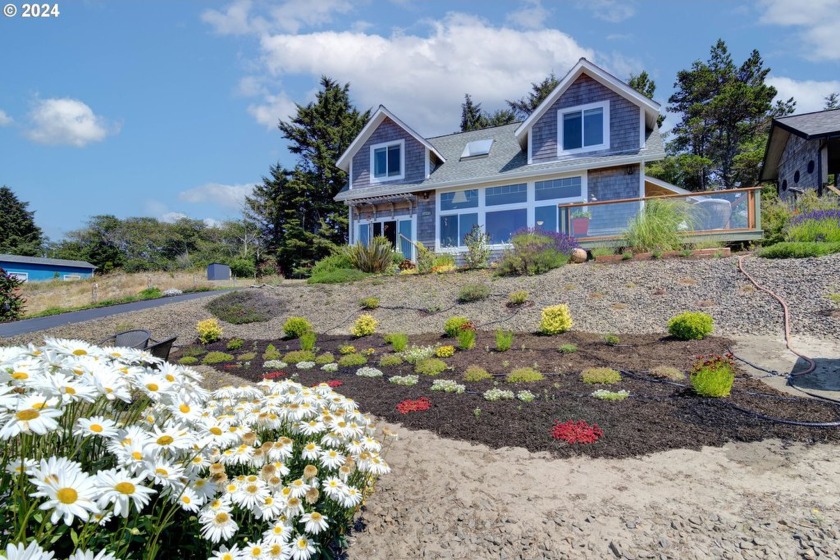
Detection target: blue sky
<box><xmin>2</xmin><ymin>0</ymin><xmax>839</xmax><ymax>242</ymax></box>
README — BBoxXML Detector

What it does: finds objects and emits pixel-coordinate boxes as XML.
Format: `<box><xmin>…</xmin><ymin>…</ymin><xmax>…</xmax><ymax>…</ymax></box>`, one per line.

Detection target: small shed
<box><xmin>207</xmin><ymin>263</ymin><xmax>231</xmax><ymax>281</ymax></box>
<box><xmin>0</xmin><ymin>254</ymin><xmax>96</xmax><ymax>282</ymax></box>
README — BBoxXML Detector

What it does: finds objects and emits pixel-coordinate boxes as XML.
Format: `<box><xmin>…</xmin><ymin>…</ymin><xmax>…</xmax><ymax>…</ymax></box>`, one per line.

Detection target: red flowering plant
<box><xmin>263</xmin><ymin>371</ymin><xmax>285</xmax><ymax>380</ymax></box>
<box><xmin>396</xmin><ymin>397</ymin><xmax>432</xmax><ymax>414</ymax></box>
<box><xmin>551</xmin><ymin>420</ymin><xmax>603</xmax><ymax>444</ymax></box>
<box><xmin>312</xmin><ymin>380</ymin><xmax>343</xmax><ymax>388</ymax></box>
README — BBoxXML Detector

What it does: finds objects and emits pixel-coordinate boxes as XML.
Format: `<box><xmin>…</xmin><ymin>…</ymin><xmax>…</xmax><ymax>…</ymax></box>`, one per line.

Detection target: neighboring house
<box><xmin>0</xmin><ymin>254</ymin><xmax>96</xmax><ymax>282</ymax></box>
<box><xmin>335</xmin><ymin>58</ymin><xmax>674</xmax><ymax>258</ymax></box>
<box><xmin>760</xmin><ymin>109</ymin><xmax>840</xmax><ymax>200</ymax></box>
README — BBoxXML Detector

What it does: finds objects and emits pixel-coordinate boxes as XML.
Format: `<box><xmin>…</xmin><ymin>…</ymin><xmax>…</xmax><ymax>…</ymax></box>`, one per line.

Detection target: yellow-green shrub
<box><xmin>379</xmin><ymin>354</ymin><xmax>404</xmax><ymax>367</ymax></box>
<box><xmin>581</xmin><ymin>367</ymin><xmax>622</xmax><ymax>384</ymax></box>
<box><xmin>178</xmin><ymin>356</ymin><xmax>199</xmax><ymax>365</ymax></box>
<box><xmin>351</xmin><ymin>314</ymin><xmax>378</xmax><ymax>337</ymax></box>
<box><xmin>237</xmin><ymin>352</ymin><xmax>256</xmax><ymax>361</ymax></box>
<box><xmin>415</xmin><ymin>358</ymin><xmax>448</xmax><ymax>376</ymax></box>
<box><xmin>668</xmin><ymin>311</ymin><xmax>714</xmax><ymax>340</ymax></box>
<box><xmin>436</xmin><ymin>345</ymin><xmax>455</xmax><ymax>358</ymax></box>
<box><xmin>443</xmin><ymin>316</ymin><xmax>471</xmax><ymax>337</ymax></box>
<box><xmin>506</xmin><ymin>367</ymin><xmax>544</xmax><ymax>383</ymax></box>
<box><xmin>690</xmin><ymin>355</ymin><xmax>735</xmax><ymax>397</ymax></box>
<box><xmin>283</xmin><ymin>316</ymin><xmax>313</xmax><ymax>339</ymax></box>
<box><xmin>463</xmin><ymin>365</ymin><xmax>492</xmax><ymax>382</ymax></box>
<box><xmin>283</xmin><ymin>350</ymin><xmax>316</xmax><ymax>364</ymax></box>
<box><xmin>539</xmin><ymin>304</ymin><xmax>573</xmax><ymax>335</ymax></box>
<box><xmin>338</xmin><ymin>345</ymin><xmax>356</xmax><ymax>355</ymax></box>
<box><xmin>315</xmin><ymin>352</ymin><xmax>335</xmax><ymax>365</ymax></box>
<box><xmin>202</xmin><ymin>351</ymin><xmax>234</xmax><ymax>364</ymax></box>
<box><xmin>196</xmin><ymin>318</ymin><xmax>223</xmax><ymax>344</ymax></box>
<box><xmin>226</xmin><ymin>338</ymin><xmax>244</xmax><ymax>350</ymax></box>
<box><xmin>338</xmin><ymin>353</ymin><xmax>368</xmax><ymax>367</ymax></box>
<box><xmin>262</xmin><ymin>343</ymin><xmax>282</xmax><ymax>361</ymax></box>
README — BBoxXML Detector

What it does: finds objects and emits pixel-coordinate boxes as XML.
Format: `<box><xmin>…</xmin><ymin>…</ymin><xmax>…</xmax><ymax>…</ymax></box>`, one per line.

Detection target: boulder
<box><xmin>570</xmin><ymin>248</ymin><xmax>588</xmax><ymax>264</ymax></box>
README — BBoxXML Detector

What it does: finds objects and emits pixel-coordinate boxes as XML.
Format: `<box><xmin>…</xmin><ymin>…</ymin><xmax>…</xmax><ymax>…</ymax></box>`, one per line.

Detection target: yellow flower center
<box><xmin>157</xmin><ymin>435</ymin><xmax>174</xmax><ymax>446</ymax></box>
<box><xmin>155</xmin><ymin>468</ymin><xmax>169</xmax><ymax>476</ymax></box>
<box><xmin>115</xmin><ymin>482</ymin><xmax>136</xmax><ymax>495</ymax></box>
<box><xmin>32</xmin><ymin>402</ymin><xmax>47</xmax><ymax>410</ymax></box>
<box><xmin>16</xmin><ymin>409</ymin><xmax>39</xmax><ymax>421</ymax></box>
<box><xmin>72</xmin><ymin>349</ymin><xmax>87</xmax><ymax>356</ymax></box>
<box><xmin>57</xmin><ymin>487</ymin><xmax>78</xmax><ymax>504</ymax></box>
<box><xmin>226</xmin><ymin>484</ymin><xmax>237</xmax><ymax>493</ymax></box>
<box><xmin>131</xmin><ymin>451</ymin><xmax>142</xmax><ymax>460</ymax></box>
<box><xmin>311</xmin><ymin>512</ymin><xmax>322</xmax><ymax>521</ymax></box>
<box><xmin>146</xmin><ymin>383</ymin><xmax>159</xmax><ymax>392</ymax></box>
<box><xmin>209</xmin><ymin>427</ymin><xmax>222</xmax><ymax>436</ymax></box>
<box><xmin>215</xmin><ymin>512</ymin><xmax>230</xmax><ymax>524</ymax></box>
<box><xmin>165</xmin><ymin>374</ymin><xmax>175</xmax><ymax>382</ymax></box>
<box><xmin>270</xmin><ymin>545</ymin><xmax>282</xmax><ymax>554</ymax></box>
<box><xmin>246</xmin><ymin>484</ymin><xmax>258</xmax><ymax>494</ymax></box>
<box><xmin>72</xmin><ymin>368</ymin><xmax>84</xmax><ymax>376</ymax></box>
<box><xmin>64</xmin><ymin>386</ymin><xmax>77</xmax><ymax>395</ymax></box>
<box><xmin>222</xmin><ymin>555</ymin><xmax>233</xmax><ymax>560</ymax></box>
<box><xmin>11</xmin><ymin>371</ymin><xmax>28</xmax><ymax>380</ymax></box>
<box><xmin>181</xmin><ymin>495</ymin><xmax>191</xmax><ymax>504</ymax></box>
<box><xmin>250</xmin><ymin>548</ymin><xmax>262</xmax><ymax>557</ymax></box>
<box><xmin>297</xmin><ymin>539</ymin><xmax>308</xmax><ymax>549</ymax></box>
<box><xmin>179</xmin><ymin>403</ymin><xmax>190</xmax><ymax>413</ymax></box>
<box><xmin>90</xmin><ymin>424</ymin><xmax>103</xmax><ymax>433</ymax></box>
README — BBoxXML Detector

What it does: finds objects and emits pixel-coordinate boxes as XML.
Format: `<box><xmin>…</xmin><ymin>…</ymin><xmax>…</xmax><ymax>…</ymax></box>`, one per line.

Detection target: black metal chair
<box><xmin>98</xmin><ymin>329</ymin><xmax>151</xmax><ymax>349</ymax></box>
<box><xmin>147</xmin><ymin>336</ymin><xmax>177</xmax><ymax>362</ymax></box>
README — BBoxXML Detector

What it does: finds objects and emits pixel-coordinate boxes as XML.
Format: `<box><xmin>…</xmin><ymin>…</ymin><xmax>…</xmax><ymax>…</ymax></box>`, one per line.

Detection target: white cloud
<box><xmin>506</xmin><ymin>0</ymin><xmax>549</xmax><ymax>30</ymax></box>
<box><xmin>0</xmin><ymin>110</ymin><xmax>12</xmax><ymax>126</ymax></box>
<box><xmin>768</xmin><ymin>76</ymin><xmax>840</xmax><ymax>113</ymax></box>
<box><xmin>26</xmin><ymin>98</ymin><xmax>115</xmax><ymax>147</ymax></box>
<box><xmin>758</xmin><ymin>0</ymin><xmax>840</xmax><ymax>60</ymax></box>
<box><xmin>248</xmin><ymin>90</ymin><xmax>297</xmax><ymax>129</ymax></box>
<box><xmin>178</xmin><ymin>182</ymin><xmax>256</xmax><ymax>209</ymax></box>
<box><xmin>253</xmin><ymin>13</ymin><xmax>594</xmax><ymax>134</ymax></box>
<box><xmin>202</xmin><ymin>0</ymin><xmax>353</xmax><ymax>35</ymax></box>
<box><xmin>203</xmin><ymin>218</ymin><xmax>223</xmax><ymax>228</ymax></box>
<box><xmin>160</xmin><ymin>212</ymin><xmax>189</xmax><ymax>223</ymax></box>
<box><xmin>577</xmin><ymin>0</ymin><xmax>635</xmax><ymax>23</ymax></box>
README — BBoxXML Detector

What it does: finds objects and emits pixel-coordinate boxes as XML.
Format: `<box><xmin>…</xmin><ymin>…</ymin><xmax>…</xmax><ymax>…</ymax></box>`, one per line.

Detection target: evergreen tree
<box><xmin>0</xmin><ymin>185</ymin><xmax>44</xmax><ymax>256</ymax></box>
<box><xmin>627</xmin><ymin>71</ymin><xmax>665</xmax><ymax>128</ymax></box>
<box><xmin>507</xmin><ymin>73</ymin><xmax>559</xmax><ymax>119</ymax></box>
<box><xmin>460</xmin><ymin>94</ymin><xmax>487</xmax><ymax>132</ymax></box>
<box><xmin>484</xmin><ymin>109</ymin><xmax>517</xmax><ymax>127</ymax></box>
<box><xmin>824</xmin><ymin>93</ymin><xmax>840</xmax><ymax>110</ymax></box>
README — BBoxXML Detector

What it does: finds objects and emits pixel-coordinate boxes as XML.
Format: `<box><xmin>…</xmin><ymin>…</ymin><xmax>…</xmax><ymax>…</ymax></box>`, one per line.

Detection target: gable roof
<box><xmin>0</xmin><ymin>254</ymin><xmax>97</xmax><ymax>269</ymax></box>
<box><xmin>514</xmin><ymin>58</ymin><xmax>661</xmax><ymax>147</ymax></box>
<box><xmin>336</xmin><ymin>105</ymin><xmax>446</xmax><ymax>171</ymax></box>
<box><xmin>760</xmin><ymin>109</ymin><xmax>840</xmax><ymax>181</ymax></box>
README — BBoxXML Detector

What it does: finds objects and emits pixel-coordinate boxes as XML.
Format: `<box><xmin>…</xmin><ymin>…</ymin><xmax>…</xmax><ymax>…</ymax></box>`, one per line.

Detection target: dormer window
<box><xmin>558</xmin><ymin>100</ymin><xmax>609</xmax><ymax>155</ymax></box>
<box><xmin>370</xmin><ymin>139</ymin><xmax>405</xmax><ymax>183</ymax></box>
<box><xmin>461</xmin><ymin>139</ymin><xmax>493</xmax><ymax>159</ymax></box>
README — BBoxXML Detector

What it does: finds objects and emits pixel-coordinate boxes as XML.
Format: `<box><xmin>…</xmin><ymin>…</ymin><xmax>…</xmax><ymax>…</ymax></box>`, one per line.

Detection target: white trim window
<box><xmin>558</xmin><ymin>101</ymin><xmax>610</xmax><ymax>155</ymax></box>
<box><xmin>439</xmin><ymin>189</ymin><xmax>479</xmax><ymax>248</ymax></box>
<box><xmin>8</xmin><ymin>271</ymin><xmax>28</xmax><ymax>282</ymax></box>
<box><xmin>534</xmin><ymin>176</ymin><xmax>586</xmax><ymax>233</ymax></box>
<box><xmin>370</xmin><ymin>139</ymin><xmax>405</xmax><ymax>183</ymax></box>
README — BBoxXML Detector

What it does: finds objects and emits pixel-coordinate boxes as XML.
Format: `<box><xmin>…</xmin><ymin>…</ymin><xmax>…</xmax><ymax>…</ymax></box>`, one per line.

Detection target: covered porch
<box><xmin>558</xmin><ymin>185</ymin><xmax>763</xmax><ymax>248</ymax></box>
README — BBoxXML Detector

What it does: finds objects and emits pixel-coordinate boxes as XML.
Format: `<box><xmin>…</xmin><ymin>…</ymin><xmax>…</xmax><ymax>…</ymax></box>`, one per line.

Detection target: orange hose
<box><xmin>737</xmin><ymin>254</ymin><xmax>816</xmax><ymax>377</ymax></box>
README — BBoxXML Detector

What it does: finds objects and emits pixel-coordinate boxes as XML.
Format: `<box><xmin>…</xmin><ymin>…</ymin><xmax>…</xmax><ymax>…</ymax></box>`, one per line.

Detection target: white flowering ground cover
<box><xmin>0</xmin><ymin>339</ymin><xmax>390</xmax><ymax>560</ymax></box>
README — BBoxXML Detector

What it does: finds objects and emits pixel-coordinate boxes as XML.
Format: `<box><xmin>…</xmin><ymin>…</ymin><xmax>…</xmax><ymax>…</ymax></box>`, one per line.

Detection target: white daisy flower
<box><xmin>290</xmin><ymin>535</ymin><xmax>316</xmax><ymax>560</ymax></box>
<box><xmin>241</xmin><ymin>541</ymin><xmax>267</xmax><ymax>559</ymax></box>
<box><xmin>300</xmin><ymin>442</ymin><xmax>321</xmax><ymax>461</ymax></box>
<box><xmin>299</xmin><ymin>511</ymin><xmax>329</xmax><ymax>535</ymax></box>
<box><xmin>263</xmin><ymin>521</ymin><xmax>293</xmax><ymax>544</ymax></box>
<box><xmin>339</xmin><ymin>486</ymin><xmax>363</xmax><ymax>509</ymax></box>
<box><xmin>0</xmin><ymin>393</ymin><xmax>63</xmax><ymax>438</ymax></box>
<box><xmin>3</xmin><ymin>540</ymin><xmax>55</xmax><ymax>560</ymax></box>
<box><xmin>66</xmin><ymin>549</ymin><xmax>121</xmax><ymax>560</ymax></box>
<box><xmin>176</xmin><ymin>486</ymin><xmax>202</xmax><ymax>512</ymax></box>
<box><xmin>75</xmin><ymin>416</ymin><xmax>120</xmax><ymax>439</ymax></box>
<box><xmin>95</xmin><ymin>468</ymin><xmax>156</xmax><ymax>517</ymax></box>
<box><xmin>265</xmin><ymin>541</ymin><xmax>292</xmax><ymax>560</ymax></box>
<box><xmin>208</xmin><ymin>544</ymin><xmax>242</xmax><ymax>560</ymax></box>
<box><xmin>200</xmin><ymin>509</ymin><xmax>238</xmax><ymax>543</ymax></box>
<box><xmin>30</xmin><ymin>468</ymin><xmax>100</xmax><ymax>526</ymax></box>
<box><xmin>319</xmin><ymin>449</ymin><xmax>345</xmax><ymax>470</ymax></box>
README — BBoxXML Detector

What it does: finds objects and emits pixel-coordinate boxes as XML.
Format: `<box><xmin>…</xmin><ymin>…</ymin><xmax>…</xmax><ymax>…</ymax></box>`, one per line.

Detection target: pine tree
<box><xmin>0</xmin><ymin>186</ymin><xmax>44</xmax><ymax>256</ymax></box>
<box><xmin>507</xmin><ymin>73</ymin><xmax>559</xmax><ymax>119</ymax></box>
<box><xmin>627</xmin><ymin>71</ymin><xmax>665</xmax><ymax>128</ymax></box>
<box><xmin>460</xmin><ymin>94</ymin><xmax>487</xmax><ymax>132</ymax></box>
<box><xmin>824</xmin><ymin>93</ymin><xmax>840</xmax><ymax>110</ymax></box>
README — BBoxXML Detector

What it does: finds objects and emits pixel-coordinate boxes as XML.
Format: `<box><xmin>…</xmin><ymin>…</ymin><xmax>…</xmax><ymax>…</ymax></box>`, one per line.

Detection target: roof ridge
<box><xmin>426</xmin><ymin>121</ymin><xmax>522</xmax><ymax>141</ymax></box>
<box><xmin>778</xmin><ymin>108</ymin><xmax>840</xmax><ymax>121</ymax></box>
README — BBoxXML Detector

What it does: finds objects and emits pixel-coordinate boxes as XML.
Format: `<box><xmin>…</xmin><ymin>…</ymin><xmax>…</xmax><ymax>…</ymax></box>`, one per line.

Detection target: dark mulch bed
<box><xmin>178</xmin><ymin>332</ymin><xmax>840</xmax><ymax>459</ymax></box>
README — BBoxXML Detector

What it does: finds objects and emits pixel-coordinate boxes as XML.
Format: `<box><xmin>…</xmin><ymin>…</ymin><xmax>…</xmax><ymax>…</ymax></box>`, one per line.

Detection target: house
<box><xmin>0</xmin><ymin>254</ymin><xmax>96</xmax><ymax>282</ymax></box>
<box><xmin>760</xmin><ymin>109</ymin><xmax>840</xmax><ymax>200</ymax></box>
<box><xmin>335</xmin><ymin>58</ymin><xmax>686</xmax><ymax>258</ymax></box>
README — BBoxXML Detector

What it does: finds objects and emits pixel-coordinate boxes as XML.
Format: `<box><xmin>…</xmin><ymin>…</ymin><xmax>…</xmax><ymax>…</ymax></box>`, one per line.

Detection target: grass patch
<box><xmin>178</xmin><ymin>356</ymin><xmax>199</xmax><ymax>365</ymax></box>
<box><xmin>558</xmin><ymin>343</ymin><xmax>578</xmax><ymax>354</ymax></box>
<box><xmin>338</xmin><ymin>353</ymin><xmax>367</xmax><ymax>367</ymax></box>
<box><xmin>757</xmin><ymin>242</ymin><xmax>840</xmax><ymax>259</ymax></box>
<box><xmin>463</xmin><ymin>365</ymin><xmax>492</xmax><ymax>382</ymax></box>
<box><xmin>308</xmin><ymin>268</ymin><xmax>370</xmax><ymax>284</ymax></box>
<box><xmin>206</xmin><ymin>290</ymin><xmax>283</xmax><ymax>324</ymax></box>
<box><xmin>415</xmin><ymin>358</ymin><xmax>448</xmax><ymax>376</ymax></box>
<box><xmin>581</xmin><ymin>367</ymin><xmax>621</xmax><ymax>384</ymax></box>
<box><xmin>506</xmin><ymin>367</ymin><xmax>544</xmax><ymax>383</ymax></box>
<box><xmin>23</xmin><ymin>287</ymin><xmax>214</xmax><ymax>319</ymax></box>
<box><xmin>283</xmin><ymin>350</ymin><xmax>316</xmax><ymax>364</ymax></box>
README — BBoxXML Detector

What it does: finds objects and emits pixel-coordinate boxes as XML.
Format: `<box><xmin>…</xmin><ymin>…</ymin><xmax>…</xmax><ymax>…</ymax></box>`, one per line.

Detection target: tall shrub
<box><xmin>497</xmin><ymin>229</ymin><xmax>577</xmax><ymax>276</ymax></box>
<box><xmin>0</xmin><ymin>267</ymin><xmax>25</xmax><ymax>322</ymax></box>
<box><xmin>345</xmin><ymin>237</ymin><xmax>396</xmax><ymax>273</ymax></box>
<box><xmin>463</xmin><ymin>224</ymin><xmax>491</xmax><ymax>269</ymax></box>
<box><xmin>624</xmin><ymin>199</ymin><xmax>692</xmax><ymax>252</ymax></box>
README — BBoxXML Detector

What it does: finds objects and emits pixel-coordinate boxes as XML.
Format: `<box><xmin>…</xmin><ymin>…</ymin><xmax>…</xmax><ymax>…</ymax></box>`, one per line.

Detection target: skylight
<box><xmin>461</xmin><ymin>138</ymin><xmax>493</xmax><ymax>159</ymax></box>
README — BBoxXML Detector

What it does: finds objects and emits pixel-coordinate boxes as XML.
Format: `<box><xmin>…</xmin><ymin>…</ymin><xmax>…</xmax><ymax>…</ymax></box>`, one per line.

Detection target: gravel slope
<box><xmin>4</xmin><ymin>254</ymin><xmax>838</xmax><ymax>346</ymax></box>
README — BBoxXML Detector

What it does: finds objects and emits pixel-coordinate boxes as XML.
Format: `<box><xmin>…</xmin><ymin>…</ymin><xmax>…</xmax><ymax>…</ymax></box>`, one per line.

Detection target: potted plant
<box><xmin>571</xmin><ymin>208</ymin><xmax>591</xmax><ymax>236</ymax></box>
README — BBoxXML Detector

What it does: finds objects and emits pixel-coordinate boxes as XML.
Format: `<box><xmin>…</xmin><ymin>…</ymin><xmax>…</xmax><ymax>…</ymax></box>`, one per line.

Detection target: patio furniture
<box><xmin>692</xmin><ymin>199</ymin><xmax>731</xmax><ymax>230</ymax></box>
<box><xmin>147</xmin><ymin>336</ymin><xmax>177</xmax><ymax>362</ymax></box>
<box><xmin>98</xmin><ymin>329</ymin><xmax>151</xmax><ymax>349</ymax></box>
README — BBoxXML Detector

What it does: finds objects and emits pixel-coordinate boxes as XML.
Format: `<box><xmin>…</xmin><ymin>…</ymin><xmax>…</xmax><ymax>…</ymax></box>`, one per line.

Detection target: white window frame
<box><xmin>356</xmin><ymin>215</ymin><xmax>416</xmax><ymax>260</ymax></box>
<box><xmin>369</xmin><ymin>139</ymin><xmax>405</xmax><ymax>184</ymax></box>
<box><xmin>8</xmin><ymin>271</ymin><xmax>28</xmax><ymax>282</ymax></box>
<box><xmin>63</xmin><ymin>274</ymin><xmax>82</xmax><ymax>281</ymax></box>
<box><xmin>435</xmin><ymin>175</ymin><xmax>587</xmax><ymax>252</ymax></box>
<box><xmin>557</xmin><ymin>100</ymin><xmax>610</xmax><ymax>156</ymax></box>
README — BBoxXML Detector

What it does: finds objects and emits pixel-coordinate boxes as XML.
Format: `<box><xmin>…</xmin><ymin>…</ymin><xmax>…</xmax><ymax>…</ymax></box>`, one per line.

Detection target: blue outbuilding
<box><xmin>206</xmin><ymin>263</ymin><xmax>231</xmax><ymax>281</ymax></box>
<box><xmin>0</xmin><ymin>254</ymin><xmax>97</xmax><ymax>282</ymax></box>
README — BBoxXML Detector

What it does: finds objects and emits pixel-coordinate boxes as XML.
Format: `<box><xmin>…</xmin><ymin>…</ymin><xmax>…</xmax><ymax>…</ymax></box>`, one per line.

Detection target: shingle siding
<box><xmin>778</xmin><ymin>135</ymin><xmax>821</xmax><ymax>201</ymax></box>
<box><xmin>531</xmin><ymin>75</ymin><xmax>641</xmax><ymax>164</ymax></box>
<box><xmin>351</xmin><ymin>118</ymin><xmax>426</xmax><ymax>188</ymax></box>
<box><xmin>416</xmin><ymin>192</ymin><xmax>436</xmax><ymax>248</ymax></box>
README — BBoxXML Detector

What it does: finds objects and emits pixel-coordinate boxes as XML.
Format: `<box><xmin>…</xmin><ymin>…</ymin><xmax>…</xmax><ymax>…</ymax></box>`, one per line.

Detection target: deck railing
<box><xmin>557</xmin><ymin>186</ymin><xmax>762</xmax><ymax>243</ymax></box>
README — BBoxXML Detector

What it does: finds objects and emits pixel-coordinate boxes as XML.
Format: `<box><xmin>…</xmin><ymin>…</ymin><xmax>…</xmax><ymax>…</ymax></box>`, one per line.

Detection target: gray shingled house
<box><xmin>335</xmin><ymin>58</ymin><xmax>677</xmax><ymax>258</ymax></box>
<box><xmin>760</xmin><ymin>109</ymin><xmax>840</xmax><ymax>200</ymax></box>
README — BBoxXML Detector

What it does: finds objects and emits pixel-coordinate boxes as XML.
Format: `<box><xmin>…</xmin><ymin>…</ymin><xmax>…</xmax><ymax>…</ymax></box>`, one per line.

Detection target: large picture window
<box><xmin>370</xmin><ymin>140</ymin><xmax>405</xmax><ymax>183</ymax></box>
<box><xmin>486</xmin><ymin>209</ymin><xmax>526</xmax><ymax>244</ymax></box>
<box><xmin>558</xmin><ymin>101</ymin><xmax>609</xmax><ymax>154</ymax></box>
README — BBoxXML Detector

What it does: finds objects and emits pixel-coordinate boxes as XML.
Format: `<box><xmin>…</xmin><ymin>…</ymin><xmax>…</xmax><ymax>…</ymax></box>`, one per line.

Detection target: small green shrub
<box><xmin>415</xmin><ymin>358</ymin><xmax>448</xmax><ymax>376</ymax></box>
<box><xmin>590</xmin><ymin>247</ymin><xmax>614</xmax><ymax>258</ymax></box>
<box><xmin>314</xmin><ymin>352</ymin><xmax>335</xmax><ymax>365</ymax></box>
<box><xmin>463</xmin><ymin>365</ymin><xmax>492</xmax><ymax>382</ymax></box>
<box><xmin>539</xmin><ymin>304</ymin><xmax>573</xmax><ymax>335</ymax></box>
<box><xmin>495</xmin><ymin>330</ymin><xmax>514</xmax><ymax>352</ymax></box>
<box><xmin>178</xmin><ymin>356</ymin><xmax>199</xmax><ymax>365</ymax></box>
<box><xmin>196</xmin><ymin>318</ymin><xmax>223</xmax><ymax>344</ymax></box>
<box><xmin>283</xmin><ymin>350</ymin><xmax>316</xmax><ymax>364</ymax></box>
<box><xmin>309</xmin><ymin>252</ymin><xmax>353</xmax><ymax>277</ymax></box>
<box><xmin>379</xmin><ymin>354</ymin><xmax>404</xmax><ymax>367</ymax></box>
<box><xmin>360</xmin><ymin>296</ymin><xmax>380</xmax><ymax>310</ymax></box>
<box><xmin>299</xmin><ymin>331</ymin><xmax>317</xmax><ymax>351</ymax></box>
<box><xmin>180</xmin><ymin>345</ymin><xmax>206</xmax><ymax>358</ymax></box>
<box><xmin>338</xmin><ymin>353</ymin><xmax>368</xmax><ymax>367</ymax></box>
<box><xmin>443</xmin><ymin>316</ymin><xmax>471</xmax><ymax>337</ymax></box>
<box><xmin>668</xmin><ymin>311</ymin><xmax>714</xmax><ymax>340</ymax></box>
<box><xmin>206</xmin><ymin>290</ymin><xmax>281</xmax><ymax>324</ymax></box>
<box><xmin>139</xmin><ymin>287</ymin><xmax>162</xmax><ymax>299</ymax></box>
<box><xmin>283</xmin><ymin>316</ymin><xmax>313</xmax><ymax>339</ymax></box>
<box><xmin>603</xmin><ymin>334</ymin><xmax>620</xmax><ymax>346</ymax></box>
<box><xmin>457</xmin><ymin>283</ymin><xmax>491</xmax><ymax>303</ymax></box>
<box><xmin>308</xmin><ymin>268</ymin><xmax>370</xmax><ymax>284</ymax></box>
<box><xmin>226</xmin><ymin>338</ymin><xmax>244</xmax><ymax>351</ymax></box>
<box><xmin>202</xmin><ymin>351</ymin><xmax>234</xmax><ymax>365</ymax></box>
<box><xmin>506</xmin><ymin>367</ymin><xmax>544</xmax><ymax>383</ymax></box>
<box><xmin>591</xmin><ymin>389</ymin><xmax>629</xmax><ymax>401</ymax></box>
<box><xmin>757</xmin><ymin>241</ymin><xmax>840</xmax><ymax>259</ymax></box>
<box><xmin>345</xmin><ymin>237</ymin><xmax>398</xmax><ymax>273</ymax></box>
<box><xmin>435</xmin><ymin>345</ymin><xmax>455</xmax><ymax>358</ymax></box>
<box><xmin>237</xmin><ymin>352</ymin><xmax>256</xmax><ymax>361</ymax></box>
<box><xmin>400</xmin><ymin>345</ymin><xmax>435</xmax><ymax>364</ymax></box>
<box><xmin>650</xmin><ymin>365</ymin><xmax>685</xmax><ymax>381</ymax></box>
<box><xmin>463</xmin><ymin>224</ymin><xmax>491</xmax><ymax>269</ymax></box>
<box><xmin>457</xmin><ymin>328</ymin><xmax>476</xmax><ymax>350</ymax></box>
<box><xmin>508</xmin><ymin>290</ymin><xmax>529</xmax><ymax>305</ymax></box>
<box><xmin>384</xmin><ymin>333</ymin><xmax>409</xmax><ymax>352</ymax></box>
<box><xmin>558</xmin><ymin>343</ymin><xmax>578</xmax><ymax>354</ymax></box>
<box><xmin>350</xmin><ymin>314</ymin><xmax>378</xmax><ymax>337</ymax></box>
<box><xmin>263</xmin><ymin>344</ymin><xmax>282</xmax><ymax>361</ymax></box>
<box><xmin>581</xmin><ymin>367</ymin><xmax>622</xmax><ymax>384</ymax></box>
<box><xmin>338</xmin><ymin>344</ymin><xmax>356</xmax><ymax>355</ymax></box>
<box><xmin>0</xmin><ymin>269</ymin><xmax>25</xmax><ymax>321</ymax></box>
<box><xmin>496</xmin><ymin>230</ymin><xmax>575</xmax><ymax>276</ymax></box>
<box><xmin>691</xmin><ymin>355</ymin><xmax>735</xmax><ymax>397</ymax></box>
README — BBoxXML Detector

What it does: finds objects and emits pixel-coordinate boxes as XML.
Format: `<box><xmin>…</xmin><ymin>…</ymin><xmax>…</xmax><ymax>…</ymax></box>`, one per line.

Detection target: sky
<box><xmin>2</xmin><ymin>0</ymin><xmax>839</xmax><ymax>242</ymax></box>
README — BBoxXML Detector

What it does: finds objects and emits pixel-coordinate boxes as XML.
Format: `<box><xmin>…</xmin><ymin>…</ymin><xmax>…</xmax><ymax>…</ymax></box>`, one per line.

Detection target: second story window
<box><xmin>370</xmin><ymin>139</ymin><xmax>405</xmax><ymax>182</ymax></box>
<box><xmin>558</xmin><ymin>101</ymin><xmax>609</xmax><ymax>154</ymax></box>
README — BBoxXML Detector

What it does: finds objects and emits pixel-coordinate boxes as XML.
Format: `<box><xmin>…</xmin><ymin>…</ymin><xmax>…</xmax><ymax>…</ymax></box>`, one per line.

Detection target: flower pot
<box><xmin>571</xmin><ymin>217</ymin><xmax>590</xmax><ymax>236</ymax></box>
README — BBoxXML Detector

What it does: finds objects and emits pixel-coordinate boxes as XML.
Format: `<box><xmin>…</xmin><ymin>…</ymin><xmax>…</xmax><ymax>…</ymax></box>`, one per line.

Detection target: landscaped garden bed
<box><xmin>180</xmin><ymin>331</ymin><xmax>840</xmax><ymax>460</ymax></box>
